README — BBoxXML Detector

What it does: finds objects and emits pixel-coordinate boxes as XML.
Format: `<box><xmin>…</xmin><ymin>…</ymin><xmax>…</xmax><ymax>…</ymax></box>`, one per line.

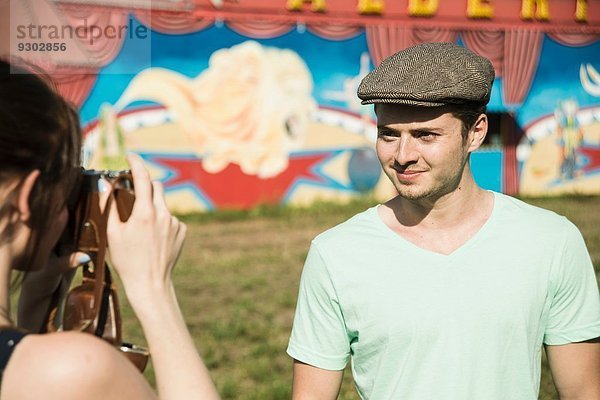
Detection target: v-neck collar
<box><xmin>370</xmin><ymin>191</ymin><xmax>499</xmax><ymax>260</ymax></box>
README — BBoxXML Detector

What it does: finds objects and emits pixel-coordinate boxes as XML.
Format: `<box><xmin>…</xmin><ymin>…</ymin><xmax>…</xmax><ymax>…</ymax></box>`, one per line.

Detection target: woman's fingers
<box><xmin>106</xmin><ymin>154</ymin><xmax>186</xmax><ymax>302</ymax></box>
<box><xmin>169</xmin><ymin>217</ymin><xmax>186</xmax><ymax>270</ymax></box>
<box><xmin>152</xmin><ymin>180</ymin><xmax>169</xmax><ymax>212</ymax></box>
<box><xmin>97</xmin><ymin>177</ymin><xmax>112</xmax><ymax>214</ymax></box>
<box><xmin>106</xmin><ymin>186</ymin><xmax>125</xmax><ymax>234</ymax></box>
<box><xmin>127</xmin><ymin>153</ymin><xmax>153</xmax><ymax>212</ymax></box>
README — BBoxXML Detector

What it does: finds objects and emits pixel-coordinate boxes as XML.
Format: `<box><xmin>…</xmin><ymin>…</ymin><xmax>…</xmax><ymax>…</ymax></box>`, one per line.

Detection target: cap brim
<box><xmin>360</xmin><ymin>98</ymin><xmax>449</xmax><ymax>107</ymax></box>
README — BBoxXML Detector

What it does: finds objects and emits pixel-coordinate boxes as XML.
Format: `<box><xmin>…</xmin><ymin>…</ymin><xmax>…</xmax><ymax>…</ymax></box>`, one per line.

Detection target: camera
<box><xmin>53</xmin><ymin>169</ymin><xmax>150</xmax><ymax>372</ymax></box>
<box><xmin>67</xmin><ymin>169</ymin><xmax>134</xmax><ymax>253</ymax></box>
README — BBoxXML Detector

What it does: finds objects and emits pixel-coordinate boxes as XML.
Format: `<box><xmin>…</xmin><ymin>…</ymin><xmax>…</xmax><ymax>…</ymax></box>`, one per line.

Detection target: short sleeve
<box><xmin>544</xmin><ymin>220</ymin><xmax>600</xmax><ymax>345</ymax></box>
<box><xmin>286</xmin><ymin>241</ymin><xmax>350</xmax><ymax>370</ymax></box>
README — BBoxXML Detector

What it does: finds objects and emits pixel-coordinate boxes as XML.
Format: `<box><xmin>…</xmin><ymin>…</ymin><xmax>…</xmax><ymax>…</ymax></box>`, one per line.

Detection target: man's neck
<box><xmin>380</xmin><ymin>178</ymin><xmax>494</xmax><ymax>255</ymax></box>
<box><xmin>386</xmin><ymin>171</ymin><xmax>490</xmax><ymax>228</ymax></box>
<box><xmin>394</xmin><ymin>178</ymin><xmax>489</xmax><ymax>229</ymax></box>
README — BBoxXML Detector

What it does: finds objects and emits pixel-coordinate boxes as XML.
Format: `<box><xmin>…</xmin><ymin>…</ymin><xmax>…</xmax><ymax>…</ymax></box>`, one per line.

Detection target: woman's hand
<box><xmin>106</xmin><ymin>154</ymin><xmax>186</xmax><ymax>308</ymax></box>
<box><xmin>106</xmin><ymin>154</ymin><xmax>220</xmax><ymax>400</ymax></box>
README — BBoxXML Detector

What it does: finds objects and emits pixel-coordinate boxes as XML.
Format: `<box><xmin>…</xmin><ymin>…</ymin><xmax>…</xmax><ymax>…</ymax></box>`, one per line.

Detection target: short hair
<box><xmin>449</xmin><ymin>102</ymin><xmax>487</xmax><ymax>140</ymax></box>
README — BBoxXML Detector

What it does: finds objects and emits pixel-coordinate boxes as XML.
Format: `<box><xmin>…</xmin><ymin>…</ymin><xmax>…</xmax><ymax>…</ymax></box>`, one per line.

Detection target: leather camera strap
<box><xmin>83</xmin><ymin>188</ymin><xmax>110</xmax><ymax>327</ymax></box>
<box><xmin>88</xmin><ymin>190</ymin><xmax>122</xmax><ymax>344</ymax></box>
<box><xmin>94</xmin><ymin>266</ymin><xmax>112</xmax><ymax>337</ymax></box>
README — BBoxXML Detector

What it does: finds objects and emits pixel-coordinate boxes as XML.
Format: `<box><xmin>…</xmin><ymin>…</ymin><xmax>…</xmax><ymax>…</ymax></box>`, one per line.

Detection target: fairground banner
<box><xmin>2</xmin><ymin>0</ymin><xmax>600</xmax><ymax>209</ymax></box>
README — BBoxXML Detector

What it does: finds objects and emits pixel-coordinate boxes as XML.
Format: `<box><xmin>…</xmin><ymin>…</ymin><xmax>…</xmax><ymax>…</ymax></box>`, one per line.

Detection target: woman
<box><xmin>0</xmin><ymin>59</ymin><xmax>220</xmax><ymax>399</ymax></box>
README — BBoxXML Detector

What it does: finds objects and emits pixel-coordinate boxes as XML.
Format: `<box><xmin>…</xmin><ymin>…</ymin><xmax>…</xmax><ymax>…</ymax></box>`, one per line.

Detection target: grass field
<box><xmin>115</xmin><ymin>195</ymin><xmax>600</xmax><ymax>399</ymax></box>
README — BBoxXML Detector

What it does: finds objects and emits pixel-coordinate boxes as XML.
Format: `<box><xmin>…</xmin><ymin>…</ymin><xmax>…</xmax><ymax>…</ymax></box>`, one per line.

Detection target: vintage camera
<box><xmin>56</xmin><ymin>169</ymin><xmax>135</xmax><ymax>256</ymax></box>
<box><xmin>68</xmin><ymin>169</ymin><xmax>135</xmax><ymax>248</ymax></box>
<box><xmin>54</xmin><ymin>169</ymin><xmax>150</xmax><ymax>372</ymax></box>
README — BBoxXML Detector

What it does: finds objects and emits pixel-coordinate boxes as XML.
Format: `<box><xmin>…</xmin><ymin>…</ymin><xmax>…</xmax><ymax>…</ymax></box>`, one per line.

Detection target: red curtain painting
<box><xmin>50</xmin><ymin>4</ymin><xmax>128</xmax><ymax>106</ymax></box>
<box><xmin>134</xmin><ymin>9</ymin><xmax>214</xmax><ymax>34</ymax></box>
<box><xmin>365</xmin><ymin>25</ymin><xmax>414</xmax><ymax>65</ymax></box>
<box><xmin>226</xmin><ymin>19</ymin><xmax>294</xmax><ymax>38</ymax></box>
<box><xmin>365</xmin><ymin>25</ymin><xmax>457</xmax><ymax>66</ymax></box>
<box><xmin>502</xmin><ymin>29</ymin><xmax>544</xmax><ymax>107</ymax></box>
<box><xmin>55</xmin><ymin>4</ymin><xmax>127</xmax><ymax>65</ymax></box>
<box><xmin>52</xmin><ymin>69</ymin><xmax>99</xmax><ymax>107</ymax></box>
<box><xmin>501</xmin><ymin>114</ymin><xmax>522</xmax><ymax>195</ymax></box>
<box><xmin>500</xmin><ymin>30</ymin><xmax>543</xmax><ymax>194</ymax></box>
<box><xmin>306</xmin><ymin>24</ymin><xmax>362</xmax><ymax>40</ymax></box>
<box><xmin>412</xmin><ymin>27</ymin><xmax>458</xmax><ymax>46</ymax></box>
<box><xmin>547</xmin><ymin>32</ymin><xmax>600</xmax><ymax>47</ymax></box>
<box><xmin>461</xmin><ymin>30</ymin><xmax>504</xmax><ymax>77</ymax></box>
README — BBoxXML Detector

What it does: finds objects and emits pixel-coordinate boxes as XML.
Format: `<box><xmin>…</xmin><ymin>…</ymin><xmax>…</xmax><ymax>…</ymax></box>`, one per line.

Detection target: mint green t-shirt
<box><xmin>287</xmin><ymin>192</ymin><xmax>600</xmax><ymax>399</ymax></box>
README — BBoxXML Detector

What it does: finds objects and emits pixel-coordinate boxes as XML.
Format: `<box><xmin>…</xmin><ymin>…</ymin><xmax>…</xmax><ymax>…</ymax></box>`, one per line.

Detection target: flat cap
<box><xmin>358</xmin><ymin>42</ymin><xmax>495</xmax><ymax>107</ymax></box>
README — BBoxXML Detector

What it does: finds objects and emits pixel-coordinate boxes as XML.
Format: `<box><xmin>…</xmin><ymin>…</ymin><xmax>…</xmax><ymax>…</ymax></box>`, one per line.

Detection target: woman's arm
<box><xmin>106</xmin><ymin>153</ymin><xmax>220</xmax><ymax>400</ymax></box>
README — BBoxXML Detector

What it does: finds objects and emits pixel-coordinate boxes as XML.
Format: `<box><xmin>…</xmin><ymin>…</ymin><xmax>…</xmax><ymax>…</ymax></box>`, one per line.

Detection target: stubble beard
<box><xmin>392</xmin><ymin>175</ymin><xmax>459</xmax><ymax>202</ymax></box>
<box><xmin>387</xmin><ymin>158</ymin><xmax>468</xmax><ymax>202</ymax></box>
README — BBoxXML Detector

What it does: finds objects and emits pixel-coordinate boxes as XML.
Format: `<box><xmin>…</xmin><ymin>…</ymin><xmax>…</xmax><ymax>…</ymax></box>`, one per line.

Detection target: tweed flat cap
<box><xmin>358</xmin><ymin>42</ymin><xmax>495</xmax><ymax>107</ymax></box>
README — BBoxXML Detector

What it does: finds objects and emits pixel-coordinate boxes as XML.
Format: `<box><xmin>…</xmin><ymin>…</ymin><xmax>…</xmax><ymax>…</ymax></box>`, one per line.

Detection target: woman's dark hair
<box><xmin>0</xmin><ymin>59</ymin><xmax>81</xmax><ymax>269</ymax></box>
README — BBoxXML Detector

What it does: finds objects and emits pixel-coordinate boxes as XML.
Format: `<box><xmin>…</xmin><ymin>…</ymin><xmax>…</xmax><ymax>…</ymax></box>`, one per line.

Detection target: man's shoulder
<box><xmin>493</xmin><ymin>192</ymin><xmax>577</xmax><ymax>236</ymax></box>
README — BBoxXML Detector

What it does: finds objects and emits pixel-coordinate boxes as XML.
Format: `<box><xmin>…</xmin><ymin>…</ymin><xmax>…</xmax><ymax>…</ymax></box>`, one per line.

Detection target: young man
<box><xmin>287</xmin><ymin>42</ymin><xmax>600</xmax><ymax>399</ymax></box>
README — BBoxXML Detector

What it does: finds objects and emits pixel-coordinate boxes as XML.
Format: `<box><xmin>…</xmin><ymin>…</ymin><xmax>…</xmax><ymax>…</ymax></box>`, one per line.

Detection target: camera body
<box><xmin>58</xmin><ymin>169</ymin><xmax>149</xmax><ymax>372</ymax></box>
<box><xmin>70</xmin><ymin>169</ymin><xmax>134</xmax><ymax>252</ymax></box>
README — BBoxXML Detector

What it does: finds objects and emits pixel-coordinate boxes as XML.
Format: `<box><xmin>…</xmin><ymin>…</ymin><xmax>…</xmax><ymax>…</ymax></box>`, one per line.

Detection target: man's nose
<box><xmin>395</xmin><ymin>136</ymin><xmax>419</xmax><ymax>166</ymax></box>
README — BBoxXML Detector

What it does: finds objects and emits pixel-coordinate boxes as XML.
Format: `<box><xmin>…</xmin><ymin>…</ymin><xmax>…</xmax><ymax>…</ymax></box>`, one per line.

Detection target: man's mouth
<box><xmin>392</xmin><ymin>166</ymin><xmax>426</xmax><ymax>180</ymax></box>
<box><xmin>393</xmin><ymin>165</ymin><xmax>425</xmax><ymax>174</ymax></box>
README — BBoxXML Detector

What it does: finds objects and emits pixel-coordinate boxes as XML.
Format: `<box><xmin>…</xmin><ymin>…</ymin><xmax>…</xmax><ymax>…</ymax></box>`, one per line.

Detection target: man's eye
<box><xmin>416</xmin><ymin>131</ymin><xmax>436</xmax><ymax>139</ymax></box>
<box><xmin>378</xmin><ymin>131</ymin><xmax>397</xmax><ymax>140</ymax></box>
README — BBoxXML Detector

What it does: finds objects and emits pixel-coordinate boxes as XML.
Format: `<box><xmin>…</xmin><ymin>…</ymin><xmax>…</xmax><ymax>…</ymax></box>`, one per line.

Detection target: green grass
<box><xmin>113</xmin><ymin>195</ymin><xmax>599</xmax><ymax>399</ymax></box>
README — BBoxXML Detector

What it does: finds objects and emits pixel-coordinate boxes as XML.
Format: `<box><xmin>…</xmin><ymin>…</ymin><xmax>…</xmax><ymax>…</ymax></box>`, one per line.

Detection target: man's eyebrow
<box><xmin>377</xmin><ymin>126</ymin><xmax>445</xmax><ymax>133</ymax></box>
<box><xmin>410</xmin><ymin>126</ymin><xmax>444</xmax><ymax>133</ymax></box>
<box><xmin>377</xmin><ymin>126</ymin><xmax>399</xmax><ymax>133</ymax></box>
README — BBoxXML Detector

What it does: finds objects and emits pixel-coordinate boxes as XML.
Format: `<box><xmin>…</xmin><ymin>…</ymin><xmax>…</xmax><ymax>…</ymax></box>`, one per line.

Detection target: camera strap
<box><xmin>85</xmin><ymin>190</ymin><xmax>122</xmax><ymax>344</ymax></box>
<box><xmin>94</xmin><ymin>265</ymin><xmax>113</xmax><ymax>338</ymax></box>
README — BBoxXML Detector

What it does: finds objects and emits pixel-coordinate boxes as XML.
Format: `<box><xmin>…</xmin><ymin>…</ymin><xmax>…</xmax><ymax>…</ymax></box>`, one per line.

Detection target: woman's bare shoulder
<box><xmin>1</xmin><ymin>331</ymin><xmax>155</xmax><ymax>400</ymax></box>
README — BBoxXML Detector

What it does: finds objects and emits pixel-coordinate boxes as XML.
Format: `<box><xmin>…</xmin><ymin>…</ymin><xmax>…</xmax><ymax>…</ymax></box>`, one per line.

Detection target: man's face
<box><xmin>375</xmin><ymin>104</ymin><xmax>477</xmax><ymax>202</ymax></box>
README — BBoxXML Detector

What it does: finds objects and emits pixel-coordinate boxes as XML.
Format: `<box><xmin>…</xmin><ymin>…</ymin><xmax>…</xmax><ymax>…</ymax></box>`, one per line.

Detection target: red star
<box><xmin>578</xmin><ymin>146</ymin><xmax>600</xmax><ymax>174</ymax></box>
<box><xmin>151</xmin><ymin>153</ymin><xmax>332</xmax><ymax>209</ymax></box>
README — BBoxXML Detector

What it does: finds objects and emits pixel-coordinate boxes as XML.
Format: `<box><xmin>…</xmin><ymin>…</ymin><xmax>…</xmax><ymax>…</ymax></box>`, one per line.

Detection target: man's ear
<box><xmin>15</xmin><ymin>170</ymin><xmax>41</xmax><ymax>222</ymax></box>
<box><xmin>467</xmin><ymin>114</ymin><xmax>488</xmax><ymax>153</ymax></box>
